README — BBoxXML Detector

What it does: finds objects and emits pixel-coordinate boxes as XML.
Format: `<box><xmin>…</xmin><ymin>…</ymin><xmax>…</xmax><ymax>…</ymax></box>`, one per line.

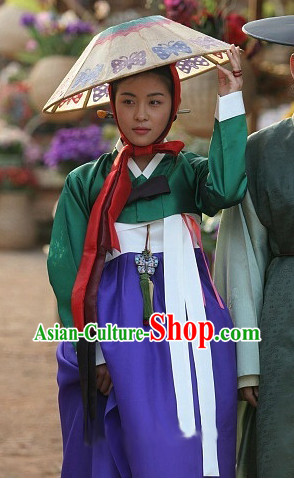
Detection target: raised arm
<box><xmin>193</xmin><ymin>46</ymin><xmax>248</xmax><ymax>216</ymax></box>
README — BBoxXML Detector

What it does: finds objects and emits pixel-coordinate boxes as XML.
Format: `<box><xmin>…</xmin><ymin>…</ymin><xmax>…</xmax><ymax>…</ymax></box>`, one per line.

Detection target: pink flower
<box><xmin>26</xmin><ymin>39</ymin><xmax>38</xmax><ymax>52</ymax></box>
<box><xmin>164</xmin><ymin>0</ymin><xmax>198</xmax><ymax>27</ymax></box>
<box><xmin>35</xmin><ymin>11</ymin><xmax>58</xmax><ymax>35</ymax></box>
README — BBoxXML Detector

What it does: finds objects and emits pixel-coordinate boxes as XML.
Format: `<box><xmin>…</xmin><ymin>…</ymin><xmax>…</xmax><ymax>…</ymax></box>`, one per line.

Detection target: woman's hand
<box><xmin>217</xmin><ymin>44</ymin><xmax>243</xmax><ymax>97</ymax></box>
<box><xmin>239</xmin><ymin>385</ymin><xmax>259</xmax><ymax>407</ymax></box>
<box><xmin>96</xmin><ymin>364</ymin><xmax>113</xmax><ymax>396</ymax></box>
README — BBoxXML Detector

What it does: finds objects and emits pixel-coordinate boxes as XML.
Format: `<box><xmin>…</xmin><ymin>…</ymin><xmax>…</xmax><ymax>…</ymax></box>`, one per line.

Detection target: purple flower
<box><xmin>43</xmin><ymin>125</ymin><xmax>110</xmax><ymax>168</ymax></box>
<box><xmin>64</xmin><ymin>20</ymin><xmax>95</xmax><ymax>35</ymax></box>
<box><xmin>20</xmin><ymin>13</ymin><xmax>36</xmax><ymax>27</ymax></box>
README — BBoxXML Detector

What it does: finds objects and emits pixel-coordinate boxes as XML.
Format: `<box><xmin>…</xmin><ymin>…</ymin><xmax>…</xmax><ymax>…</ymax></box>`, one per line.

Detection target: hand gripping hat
<box><xmin>242</xmin><ymin>15</ymin><xmax>294</xmax><ymax>46</ymax></box>
<box><xmin>43</xmin><ymin>14</ymin><xmax>231</xmax><ymax>114</ymax></box>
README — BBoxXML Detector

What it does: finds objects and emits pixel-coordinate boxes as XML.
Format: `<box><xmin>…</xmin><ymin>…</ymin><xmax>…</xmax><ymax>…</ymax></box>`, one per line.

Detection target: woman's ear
<box><xmin>290</xmin><ymin>53</ymin><xmax>294</xmax><ymax>80</ymax></box>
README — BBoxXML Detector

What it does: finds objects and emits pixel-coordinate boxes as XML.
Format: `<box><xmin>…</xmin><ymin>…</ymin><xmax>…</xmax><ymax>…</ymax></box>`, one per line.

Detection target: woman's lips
<box><xmin>132</xmin><ymin>128</ymin><xmax>151</xmax><ymax>135</ymax></box>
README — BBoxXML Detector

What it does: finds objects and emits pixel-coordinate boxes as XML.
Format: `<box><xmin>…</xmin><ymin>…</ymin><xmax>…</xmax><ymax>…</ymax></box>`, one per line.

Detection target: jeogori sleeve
<box><xmin>47</xmin><ymin>173</ymin><xmax>90</xmax><ymax>329</ymax></box>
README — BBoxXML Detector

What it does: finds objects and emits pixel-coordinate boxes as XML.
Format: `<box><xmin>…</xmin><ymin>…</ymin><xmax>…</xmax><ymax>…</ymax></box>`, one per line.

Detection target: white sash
<box><xmin>109</xmin><ymin>214</ymin><xmax>219</xmax><ymax>476</ymax></box>
<box><xmin>164</xmin><ymin>215</ymin><xmax>219</xmax><ymax>476</ymax></box>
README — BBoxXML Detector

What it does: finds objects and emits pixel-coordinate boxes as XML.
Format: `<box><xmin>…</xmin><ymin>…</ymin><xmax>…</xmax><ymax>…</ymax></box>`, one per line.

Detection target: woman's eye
<box><xmin>123</xmin><ymin>99</ymin><xmax>134</xmax><ymax>105</ymax></box>
<box><xmin>150</xmin><ymin>100</ymin><xmax>161</xmax><ymax>105</ymax></box>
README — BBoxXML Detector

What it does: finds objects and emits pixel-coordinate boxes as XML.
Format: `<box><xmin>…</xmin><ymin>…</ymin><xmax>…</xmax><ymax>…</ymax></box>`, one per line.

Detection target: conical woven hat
<box><xmin>43</xmin><ymin>15</ymin><xmax>231</xmax><ymax>114</ymax></box>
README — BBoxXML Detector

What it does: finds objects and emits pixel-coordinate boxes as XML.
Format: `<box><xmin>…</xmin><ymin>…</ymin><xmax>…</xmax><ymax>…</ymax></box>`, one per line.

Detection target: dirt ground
<box><xmin>0</xmin><ymin>249</ymin><xmax>62</xmax><ymax>478</ymax></box>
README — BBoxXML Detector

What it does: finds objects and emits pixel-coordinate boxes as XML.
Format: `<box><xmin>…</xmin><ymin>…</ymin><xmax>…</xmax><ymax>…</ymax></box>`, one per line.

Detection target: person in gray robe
<box><xmin>214</xmin><ymin>15</ymin><xmax>294</xmax><ymax>478</ymax></box>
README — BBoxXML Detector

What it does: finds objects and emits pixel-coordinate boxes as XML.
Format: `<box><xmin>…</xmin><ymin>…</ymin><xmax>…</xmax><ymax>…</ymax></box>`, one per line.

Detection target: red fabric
<box><xmin>72</xmin><ymin>64</ymin><xmax>184</xmax><ymax>332</ymax></box>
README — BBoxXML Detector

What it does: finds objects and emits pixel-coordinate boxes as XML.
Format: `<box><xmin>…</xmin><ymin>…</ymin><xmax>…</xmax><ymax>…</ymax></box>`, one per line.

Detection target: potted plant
<box><xmin>20</xmin><ymin>10</ymin><xmax>96</xmax><ymax>116</ymax></box>
<box><xmin>0</xmin><ymin>2</ymin><xmax>31</xmax><ymax>59</ymax></box>
<box><xmin>43</xmin><ymin>123</ymin><xmax>111</xmax><ymax>175</ymax></box>
<box><xmin>0</xmin><ymin>166</ymin><xmax>38</xmax><ymax>249</ymax></box>
<box><xmin>0</xmin><ymin>122</ymin><xmax>30</xmax><ymax>166</ymax></box>
<box><xmin>0</xmin><ymin>122</ymin><xmax>38</xmax><ymax>249</ymax></box>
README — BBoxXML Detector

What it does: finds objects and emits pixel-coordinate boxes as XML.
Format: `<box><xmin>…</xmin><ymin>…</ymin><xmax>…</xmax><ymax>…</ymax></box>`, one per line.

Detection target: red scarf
<box><xmin>72</xmin><ymin>64</ymin><xmax>184</xmax><ymax>332</ymax></box>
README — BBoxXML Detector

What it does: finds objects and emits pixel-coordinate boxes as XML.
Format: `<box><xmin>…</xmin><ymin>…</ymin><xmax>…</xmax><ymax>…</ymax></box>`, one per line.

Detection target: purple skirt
<box><xmin>57</xmin><ymin>250</ymin><xmax>237</xmax><ymax>478</ymax></box>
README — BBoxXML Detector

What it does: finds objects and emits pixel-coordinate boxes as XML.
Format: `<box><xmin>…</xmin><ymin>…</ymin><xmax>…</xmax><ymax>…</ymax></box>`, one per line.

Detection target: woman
<box><xmin>47</xmin><ymin>15</ymin><xmax>247</xmax><ymax>478</ymax></box>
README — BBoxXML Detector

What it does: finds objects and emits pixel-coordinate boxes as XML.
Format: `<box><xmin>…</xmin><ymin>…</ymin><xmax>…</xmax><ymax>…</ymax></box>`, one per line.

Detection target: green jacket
<box><xmin>48</xmin><ymin>115</ymin><xmax>247</xmax><ymax>330</ymax></box>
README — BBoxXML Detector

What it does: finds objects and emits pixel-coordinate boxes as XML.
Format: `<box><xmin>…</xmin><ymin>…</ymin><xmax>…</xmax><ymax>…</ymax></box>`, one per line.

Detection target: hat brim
<box><xmin>242</xmin><ymin>16</ymin><xmax>294</xmax><ymax>46</ymax></box>
<box><xmin>43</xmin><ymin>15</ymin><xmax>231</xmax><ymax>114</ymax></box>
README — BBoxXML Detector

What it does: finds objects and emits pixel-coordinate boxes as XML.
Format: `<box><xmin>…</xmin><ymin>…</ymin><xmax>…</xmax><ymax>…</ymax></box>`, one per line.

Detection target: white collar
<box><xmin>114</xmin><ymin>138</ymin><xmax>166</xmax><ymax>179</ymax></box>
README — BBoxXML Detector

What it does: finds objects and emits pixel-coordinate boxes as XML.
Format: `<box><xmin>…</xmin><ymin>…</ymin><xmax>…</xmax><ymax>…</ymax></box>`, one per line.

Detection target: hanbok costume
<box><xmin>46</xmin><ymin>16</ymin><xmax>247</xmax><ymax>478</ymax></box>
<box><xmin>214</xmin><ymin>15</ymin><xmax>294</xmax><ymax>479</ymax></box>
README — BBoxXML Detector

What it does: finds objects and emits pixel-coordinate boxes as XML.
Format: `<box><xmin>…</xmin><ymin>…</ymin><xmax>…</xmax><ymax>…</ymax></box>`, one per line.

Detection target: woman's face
<box><xmin>114</xmin><ymin>72</ymin><xmax>172</xmax><ymax>146</ymax></box>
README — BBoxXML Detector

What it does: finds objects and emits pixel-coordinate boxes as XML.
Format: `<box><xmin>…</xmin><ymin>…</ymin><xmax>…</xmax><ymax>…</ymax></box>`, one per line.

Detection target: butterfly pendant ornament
<box><xmin>135</xmin><ymin>225</ymin><xmax>159</xmax><ymax>326</ymax></box>
<box><xmin>135</xmin><ymin>251</ymin><xmax>159</xmax><ymax>276</ymax></box>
